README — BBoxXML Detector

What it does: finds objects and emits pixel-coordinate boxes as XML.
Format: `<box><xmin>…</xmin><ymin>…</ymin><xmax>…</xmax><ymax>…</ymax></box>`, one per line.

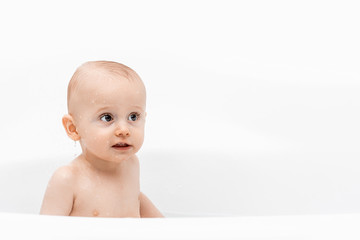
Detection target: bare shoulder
<box><xmin>139</xmin><ymin>192</ymin><xmax>164</xmax><ymax>218</ymax></box>
<box><xmin>50</xmin><ymin>164</ymin><xmax>76</xmax><ymax>185</ymax></box>
<box><xmin>40</xmin><ymin>164</ymin><xmax>76</xmax><ymax>215</ymax></box>
<box><xmin>45</xmin><ymin>164</ymin><xmax>78</xmax><ymax>195</ymax></box>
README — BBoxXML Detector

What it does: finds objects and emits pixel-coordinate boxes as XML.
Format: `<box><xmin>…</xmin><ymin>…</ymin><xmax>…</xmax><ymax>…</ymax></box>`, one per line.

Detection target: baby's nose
<box><xmin>115</xmin><ymin>124</ymin><xmax>130</xmax><ymax>137</ymax></box>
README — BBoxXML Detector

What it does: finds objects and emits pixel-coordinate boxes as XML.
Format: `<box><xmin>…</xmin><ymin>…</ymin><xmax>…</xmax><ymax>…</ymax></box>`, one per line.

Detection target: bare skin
<box><xmin>40</xmin><ymin>61</ymin><xmax>163</xmax><ymax>218</ymax></box>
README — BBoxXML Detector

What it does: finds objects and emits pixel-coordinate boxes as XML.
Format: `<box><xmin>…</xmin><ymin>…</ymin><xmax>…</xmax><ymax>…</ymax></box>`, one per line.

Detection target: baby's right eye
<box><xmin>100</xmin><ymin>114</ymin><xmax>113</xmax><ymax>122</ymax></box>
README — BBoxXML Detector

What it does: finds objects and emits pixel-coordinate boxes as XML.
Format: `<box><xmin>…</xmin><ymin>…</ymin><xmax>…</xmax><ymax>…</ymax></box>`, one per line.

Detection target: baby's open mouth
<box><xmin>112</xmin><ymin>143</ymin><xmax>131</xmax><ymax>149</ymax></box>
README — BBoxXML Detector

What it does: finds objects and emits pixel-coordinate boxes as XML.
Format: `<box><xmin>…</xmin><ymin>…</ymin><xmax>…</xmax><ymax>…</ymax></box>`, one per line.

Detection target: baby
<box><xmin>40</xmin><ymin>61</ymin><xmax>163</xmax><ymax>218</ymax></box>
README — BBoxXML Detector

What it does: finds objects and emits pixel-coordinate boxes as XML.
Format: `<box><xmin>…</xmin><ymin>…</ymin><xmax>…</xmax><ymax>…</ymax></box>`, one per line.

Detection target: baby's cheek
<box><xmin>82</xmin><ymin>131</ymin><xmax>106</xmax><ymax>146</ymax></box>
<box><xmin>135</xmin><ymin>130</ymin><xmax>145</xmax><ymax>147</ymax></box>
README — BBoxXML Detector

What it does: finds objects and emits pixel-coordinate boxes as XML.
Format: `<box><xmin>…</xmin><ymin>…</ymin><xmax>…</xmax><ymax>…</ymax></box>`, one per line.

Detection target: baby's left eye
<box><xmin>128</xmin><ymin>113</ymin><xmax>140</xmax><ymax>121</ymax></box>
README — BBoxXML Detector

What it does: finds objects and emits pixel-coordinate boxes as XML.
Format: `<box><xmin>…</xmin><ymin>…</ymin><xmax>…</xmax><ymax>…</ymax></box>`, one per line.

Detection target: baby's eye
<box><xmin>128</xmin><ymin>113</ymin><xmax>140</xmax><ymax>121</ymax></box>
<box><xmin>100</xmin><ymin>114</ymin><xmax>113</xmax><ymax>122</ymax></box>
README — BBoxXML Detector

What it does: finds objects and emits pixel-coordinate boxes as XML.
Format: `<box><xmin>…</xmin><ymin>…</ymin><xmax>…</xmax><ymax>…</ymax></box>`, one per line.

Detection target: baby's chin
<box><xmin>110</xmin><ymin>153</ymin><xmax>137</xmax><ymax>163</ymax></box>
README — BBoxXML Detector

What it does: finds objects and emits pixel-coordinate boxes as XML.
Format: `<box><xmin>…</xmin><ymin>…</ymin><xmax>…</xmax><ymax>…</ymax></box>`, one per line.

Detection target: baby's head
<box><xmin>63</xmin><ymin>61</ymin><xmax>147</xmax><ymax>162</ymax></box>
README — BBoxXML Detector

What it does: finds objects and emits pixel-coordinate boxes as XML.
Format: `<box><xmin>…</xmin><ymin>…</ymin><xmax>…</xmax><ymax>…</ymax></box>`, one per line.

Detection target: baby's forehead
<box><xmin>80</xmin><ymin>69</ymin><xmax>129</xmax><ymax>88</ymax></box>
<box><xmin>76</xmin><ymin>71</ymin><xmax>144</xmax><ymax>100</ymax></box>
<box><xmin>67</xmin><ymin>61</ymin><xmax>146</xmax><ymax>113</ymax></box>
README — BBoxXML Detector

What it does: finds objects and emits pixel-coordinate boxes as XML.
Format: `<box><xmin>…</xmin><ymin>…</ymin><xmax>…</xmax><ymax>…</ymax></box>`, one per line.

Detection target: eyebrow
<box><xmin>132</xmin><ymin>105</ymin><xmax>145</xmax><ymax>111</ymax></box>
<box><xmin>96</xmin><ymin>106</ymin><xmax>111</xmax><ymax>113</ymax></box>
<box><xmin>95</xmin><ymin>105</ymin><xmax>145</xmax><ymax>113</ymax></box>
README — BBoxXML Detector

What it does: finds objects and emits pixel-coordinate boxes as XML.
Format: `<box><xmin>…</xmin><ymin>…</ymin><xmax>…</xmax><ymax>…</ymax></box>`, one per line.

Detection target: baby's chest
<box><xmin>73</xmin><ymin>178</ymin><xmax>140</xmax><ymax>217</ymax></box>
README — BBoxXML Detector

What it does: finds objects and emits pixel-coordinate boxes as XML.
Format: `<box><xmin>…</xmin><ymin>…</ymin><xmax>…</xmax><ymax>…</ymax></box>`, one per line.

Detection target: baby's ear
<box><xmin>62</xmin><ymin>114</ymin><xmax>80</xmax><ymax>141</ymax></box>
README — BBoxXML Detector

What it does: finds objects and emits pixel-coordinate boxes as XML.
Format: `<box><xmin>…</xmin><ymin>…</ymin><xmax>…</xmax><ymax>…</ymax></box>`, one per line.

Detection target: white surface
<box><xmin>1</xmin><ymin>212</ymin><xmax>360</xmax><ymax>240</ymax></box>
<box><xmin>0</xmin><ymin>1</ymin><xmax>359</xmax><ymax>239</ymax></box>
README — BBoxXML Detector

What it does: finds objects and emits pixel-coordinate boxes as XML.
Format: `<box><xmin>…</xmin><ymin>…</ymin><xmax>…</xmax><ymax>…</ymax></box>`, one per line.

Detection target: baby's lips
<box><xmin>112</xmin><ymin>142</ymin><xmax>131</xmax><ymax>147</ymax></box>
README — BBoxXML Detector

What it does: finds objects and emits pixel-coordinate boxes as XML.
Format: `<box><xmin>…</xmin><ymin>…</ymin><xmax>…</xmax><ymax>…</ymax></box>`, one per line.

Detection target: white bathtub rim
<box><xmin>1</xmin><ymin>212</ymin><xmax>360</xmax><ymax>240</ymax></box>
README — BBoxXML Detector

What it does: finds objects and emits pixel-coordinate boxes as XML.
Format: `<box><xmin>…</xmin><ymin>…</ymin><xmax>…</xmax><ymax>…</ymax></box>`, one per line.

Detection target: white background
<box><xmin>0</xmin><ymin>0</ymin><xmax>359</xmax><ymax>162</ymax></box>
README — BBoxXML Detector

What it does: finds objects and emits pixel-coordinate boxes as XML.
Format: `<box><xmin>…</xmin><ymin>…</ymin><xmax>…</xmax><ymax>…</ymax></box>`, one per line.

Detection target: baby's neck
<box><xmin>76</xmin><ymin>154</ymin><xmax>129</xmax><ymax>174</ymax></box>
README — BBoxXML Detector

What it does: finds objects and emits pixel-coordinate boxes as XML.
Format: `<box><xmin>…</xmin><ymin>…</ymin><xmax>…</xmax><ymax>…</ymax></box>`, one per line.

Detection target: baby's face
<box><xmin>71</xmin><ymin>72</ymin><xmax>146</xmax><ymax>163</ymax></box>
